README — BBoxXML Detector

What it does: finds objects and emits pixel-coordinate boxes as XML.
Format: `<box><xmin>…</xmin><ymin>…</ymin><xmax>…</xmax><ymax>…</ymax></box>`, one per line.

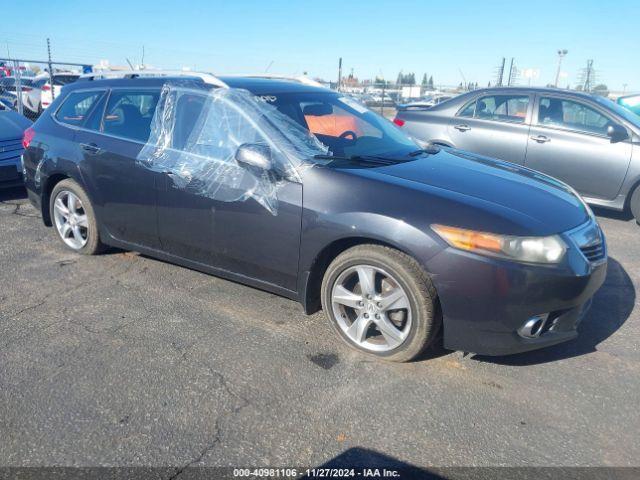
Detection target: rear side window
<box><xmin>458</xmin><ymin>95</ymin><xmax>529</xmax><ymax>123</ymax></box>
<box><xmin>55</xmin><ymin>91</ymin><xmax>105</xmax><ymax>126</ymax></box>
<box><xmin>102</xmin><ymin>90</ymin><xmax>160</xmax><ymax>142</ymax></box>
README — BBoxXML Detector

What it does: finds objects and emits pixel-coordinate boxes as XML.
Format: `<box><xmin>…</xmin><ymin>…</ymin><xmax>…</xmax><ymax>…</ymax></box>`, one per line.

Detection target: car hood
<box><xmin>348</xmin><ymin>148</ymin><xmax>590</xmax><ymax>235</ymax></box>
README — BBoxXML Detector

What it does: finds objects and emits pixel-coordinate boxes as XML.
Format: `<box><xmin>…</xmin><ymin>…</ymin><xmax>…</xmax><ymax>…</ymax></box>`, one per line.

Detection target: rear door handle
<box><xmin>530</xmin><ymin>135</ymin><xmax>551</xmax><ymax>144</ymax></box>
<box><xmin>80</xmin><ymin>143</ymin><xmax>103</xmax><ymax>154</ymax></box>
<box><xmin>454</xmin><ymin>124</ymin><xmax>471</xmax><ymax>132</ymax></box>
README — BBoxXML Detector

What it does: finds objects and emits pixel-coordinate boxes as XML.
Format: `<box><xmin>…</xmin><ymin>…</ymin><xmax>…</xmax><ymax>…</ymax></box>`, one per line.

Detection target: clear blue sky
<box><xmin>3</xmin><ymin>0</ymin><xmax>638</xmax><ymax>91</ymax></box>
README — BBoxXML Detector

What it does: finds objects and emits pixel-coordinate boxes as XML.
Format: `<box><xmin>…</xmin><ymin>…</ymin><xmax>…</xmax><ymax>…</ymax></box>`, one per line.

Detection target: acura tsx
<box><xmin>21</xmin><ymin>71</ymin><xmax>607</xmax><ymax>361</ymax></box>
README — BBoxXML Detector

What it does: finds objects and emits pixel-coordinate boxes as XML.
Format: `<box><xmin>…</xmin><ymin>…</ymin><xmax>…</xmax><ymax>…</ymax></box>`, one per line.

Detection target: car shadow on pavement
<box><xmin>0</xmin><ymin>186</ymin><xmax>27</xmax><ymax>202</ymax></box>
<box><xmin>312</xmin><ymin>447</ymin><xmax>444</xmax><ymax>479</ymax></box>
<box><xmin>472</xmin><ymin>257</ymin><xmax>634</xmax><ymax>366</ymax></box>
<box><xmin>593</xmin><ymin>206</ymin><xmax>634</xmax><ymax>222</ymax></box>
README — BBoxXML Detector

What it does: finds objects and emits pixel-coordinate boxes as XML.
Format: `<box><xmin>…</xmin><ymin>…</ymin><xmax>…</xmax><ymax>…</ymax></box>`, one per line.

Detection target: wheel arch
<box><xmin>41</xmin><ymin>173</ymin><xmax>71</xmax><ymax>226</ymax></box>
<box><xmin>301</xmin><ymin>236</ymin><xmax>420</xmax><ymax>315</ymax></box>
<box><xmin>624</xmin><ymin>175</ymin><xmax>640</xmax><ymax>212</ymax></box>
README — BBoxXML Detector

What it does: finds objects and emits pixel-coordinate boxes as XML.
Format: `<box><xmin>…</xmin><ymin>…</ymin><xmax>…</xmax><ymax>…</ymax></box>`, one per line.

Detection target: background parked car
<box><xmin>0</xmin><ymin>110</ymin><xmax>32</xmax><ymax>188</ymax></box>
<box><xmin>399</xmin><ymin>94</ymin><xmax>456</xmax><ymax>110</ymax></box>
<box><xmin>0</xmin><ymin>77</ymin><xmax>42</xmax><ymax>117</ymax></box>
<box><xmin>394</xmin><ymin>87</ymin><xmax>640</xmax><ymax>222</ymax></box>
<box><xmin>37</xmin><ymin>72</ymin><xmax>80</xmax><ymax>109</ymax></box>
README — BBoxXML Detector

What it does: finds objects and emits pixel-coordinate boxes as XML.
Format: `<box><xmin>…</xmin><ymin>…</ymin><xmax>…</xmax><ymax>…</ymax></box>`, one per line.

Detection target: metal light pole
<box><xmin>554</xmin><ymin>49</ymin><xmax>568</xmax><ymax>87</ymax></box>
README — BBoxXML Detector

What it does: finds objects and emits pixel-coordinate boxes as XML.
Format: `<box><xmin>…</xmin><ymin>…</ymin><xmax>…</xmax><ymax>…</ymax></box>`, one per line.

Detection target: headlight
<box><xmin>431</xmin><ymin>224</ymin><xmax>566</xmax><ymax>264</ymax></box>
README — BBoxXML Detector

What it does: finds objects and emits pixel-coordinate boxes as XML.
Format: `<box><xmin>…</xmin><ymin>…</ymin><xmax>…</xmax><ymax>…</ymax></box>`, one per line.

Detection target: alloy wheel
<box><xmin>331</xmin><ymin>265</ymin><xmax>412</xmax><ymax>352</ymax></box>
<box><xmin>53</xmin><ymin>190</ymin><xmax>89</xmax><ymax>250</ymax></box>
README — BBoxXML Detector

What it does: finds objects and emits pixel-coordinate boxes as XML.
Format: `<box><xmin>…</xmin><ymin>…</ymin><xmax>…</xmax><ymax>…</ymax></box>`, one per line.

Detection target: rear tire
<box><xmin>50</xmin><ymin>179</ymin><xmax>104</xmax><ymax>255</ymax></box>
<box><xmin>321</xmin><ymin>244</ymin><xmax>440</xmax><ymax>362</ymax></box>
<box><xmin>630</xmin><ymin>186</ymin><xmax>640</xmax><ymax>225</ymax></box>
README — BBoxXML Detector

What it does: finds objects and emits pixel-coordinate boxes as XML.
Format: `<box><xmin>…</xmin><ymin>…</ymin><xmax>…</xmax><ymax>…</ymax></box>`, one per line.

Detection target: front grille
<box><xmin>580</xmin><ymin>242</ymin><xmax>606</xmax><ymax>262</ymax></box>
<box><xmin>0</xmin><ymin>138</ymin><xmax>23</xmax><ymax>163</ymax></box>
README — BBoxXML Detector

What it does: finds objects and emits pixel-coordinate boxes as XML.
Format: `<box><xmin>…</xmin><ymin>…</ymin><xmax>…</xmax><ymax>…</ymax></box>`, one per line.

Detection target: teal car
<box><xmin>618</xmin><ymin>94</ymin><xmax>640</xmax><ymax>116</ymax></box>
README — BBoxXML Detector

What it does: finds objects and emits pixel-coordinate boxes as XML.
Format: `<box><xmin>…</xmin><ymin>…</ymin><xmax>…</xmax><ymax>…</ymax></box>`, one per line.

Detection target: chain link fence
<box><xmin>0</xmin><ymin>58</ymin><xmax>89</xmax><ymax>121</ymax></box>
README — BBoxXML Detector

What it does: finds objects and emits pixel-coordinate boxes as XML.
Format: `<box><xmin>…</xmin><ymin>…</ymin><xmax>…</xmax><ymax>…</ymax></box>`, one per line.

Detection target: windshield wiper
<box><xmin>313</xmin><ymin>154</ymin><xmax>407</xmax><ymax>165</ymax></box>
<box><xmin>408</xmin><ymin>145</ymin><xmax>441</xmax><ymax>157</ymax></box>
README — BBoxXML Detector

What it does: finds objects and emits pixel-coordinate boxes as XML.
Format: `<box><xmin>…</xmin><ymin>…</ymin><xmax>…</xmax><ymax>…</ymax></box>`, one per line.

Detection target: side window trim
<box><xmin>534</xmin><ymin>94</ymin><xmax>620</xmax><ymax>139</ymax></box>
<box><xmin>455</xmin><ymin>96</ymin><xmax>478</xmax><ymax>118</ymax></box>
<box><xmin>81</xmin><ymin>89</ymin><xmax>110</xmax><ymax>132</ymax></box>
<box><xmin>96</xmin><ymin>88</ymin><xmax>112</xmax><ymax>133</ymax></box>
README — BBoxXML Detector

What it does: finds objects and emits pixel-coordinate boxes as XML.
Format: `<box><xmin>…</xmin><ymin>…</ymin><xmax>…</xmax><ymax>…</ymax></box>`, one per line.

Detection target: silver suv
<box><xmin>395</xmin><ymin>87</ymin><xmax>640</xmax><ymax>222</ymax></box>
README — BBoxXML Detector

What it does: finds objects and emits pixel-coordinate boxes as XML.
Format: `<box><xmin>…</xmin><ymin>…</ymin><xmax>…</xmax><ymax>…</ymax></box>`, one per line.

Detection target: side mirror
<box><xmin>607</xmin><ymin>124</ymin><xmax>628</xmax><ymax>143</ymax></box>
<box><xmin>235</xmin><ymin>143</ymin><xmax>273</xmax><ymax>172</ymax></box>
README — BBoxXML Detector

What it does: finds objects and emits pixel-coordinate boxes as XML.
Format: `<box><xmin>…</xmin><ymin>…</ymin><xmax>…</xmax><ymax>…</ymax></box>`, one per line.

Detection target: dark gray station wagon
<box><xmin>395</xmin><ymin>87</ymin><xmax>640</xmax><ymax>221</ymax></box>
<box><xmin>22</xmin><ymin>72</ymin><xmax>606</xmax><ymax>361</ymax></box>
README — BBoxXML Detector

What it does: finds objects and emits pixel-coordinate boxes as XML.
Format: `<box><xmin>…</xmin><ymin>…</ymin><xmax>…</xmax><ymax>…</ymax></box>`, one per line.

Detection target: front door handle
<box><xmin>530</xmin><ymin>135</ymin><xmax>551</xmax><ymax>144</ymax></box>
<box><xmin>80</xmin><ymin>143</ymin><xmax>103</xmax><ymax>154</ymax></box>
<box><xmin>454</xmin><ymin>124</ymin><xmax>471</xmax><ymax>132</ymax></box>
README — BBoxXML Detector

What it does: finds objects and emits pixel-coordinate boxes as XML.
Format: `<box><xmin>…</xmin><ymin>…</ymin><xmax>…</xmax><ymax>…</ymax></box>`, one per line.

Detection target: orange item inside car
<box><xmin>305</xmin><ymin>114</ymin><xmax>362</xmax><ymax>138</ymax></box>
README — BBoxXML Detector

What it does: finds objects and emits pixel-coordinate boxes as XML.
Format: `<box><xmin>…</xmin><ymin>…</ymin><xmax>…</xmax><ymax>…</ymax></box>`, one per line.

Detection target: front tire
<box><xmin>50</xmin><ymin>179</ymin><xmax>104</xmax><ymax>255</ymax></box>
<box><xmin>321</xmin><ymin>245</ymin><xmax>440</xmax><ymax>362</ymax></box>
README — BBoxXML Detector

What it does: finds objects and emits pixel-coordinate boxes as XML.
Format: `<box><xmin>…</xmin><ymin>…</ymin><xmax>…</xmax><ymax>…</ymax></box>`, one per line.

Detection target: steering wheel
<box><xmin>338</xmin><ymin>130</ymin><xmax>358</xmax><ymax>144</ymax></box>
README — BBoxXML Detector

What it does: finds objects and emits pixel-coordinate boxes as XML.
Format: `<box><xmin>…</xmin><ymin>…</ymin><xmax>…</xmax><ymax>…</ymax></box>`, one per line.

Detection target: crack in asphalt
<box><xmin>165</xmin><ymin>368</ymin><xmax>252</xmax><ymax>479</ymax></box>
<box><xmin>167</xmin><ymin>419</ymin><xmax>221</xmax><ymax>480</ymax></box>
<box><xmin>0</xmin><ymin>260</ymin><xmax>140</xmax><ymax>347</ymax></box>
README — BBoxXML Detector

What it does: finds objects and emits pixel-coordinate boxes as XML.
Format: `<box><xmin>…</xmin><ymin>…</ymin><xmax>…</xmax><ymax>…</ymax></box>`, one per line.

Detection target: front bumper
<box><xmin>427</xmin><ymin>221</ymin><xmax>607</xmax><ymax>356</ymax></box>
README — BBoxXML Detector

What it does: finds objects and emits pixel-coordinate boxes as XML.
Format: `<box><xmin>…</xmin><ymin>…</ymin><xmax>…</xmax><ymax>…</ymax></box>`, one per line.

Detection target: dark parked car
<box><xmin>394</xmin><ymin>87</ymin><xmax>640</xmax><ymax>222</ymax></box>
<box><xmin>22</xmin><ymin>73</ymin><xmax>606</xmax><ymax>361</ymax></box>
<box><xmin>0</xmin><ymin>110</ymin><xmax>32</xmax><ymax>188</ymax></box>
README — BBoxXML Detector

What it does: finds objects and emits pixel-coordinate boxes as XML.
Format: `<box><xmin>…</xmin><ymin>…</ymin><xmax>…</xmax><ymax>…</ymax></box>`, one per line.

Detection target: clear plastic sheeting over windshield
<box><xmin>137</xmin><ymin>84</ymin><xmax>328</xmax><ymax>215</ymax></box>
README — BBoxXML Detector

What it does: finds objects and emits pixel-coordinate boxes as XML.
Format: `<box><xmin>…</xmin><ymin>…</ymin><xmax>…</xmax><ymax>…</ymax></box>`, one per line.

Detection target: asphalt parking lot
<box><xmin>1</xmin><ymin>186</ymin><xmax>639</xmax><ymax>472</ymax></box>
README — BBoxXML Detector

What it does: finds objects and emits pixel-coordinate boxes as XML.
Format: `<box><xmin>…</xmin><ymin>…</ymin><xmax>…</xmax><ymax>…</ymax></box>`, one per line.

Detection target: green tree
<box><xmin>421</xmin><ymin>73</ymin><xmax>428</xmax><ymax>86</ymax></box>
<box><xmin>593</xmin><ymin>84</ymin><xmax>609</xmax><ymax>97</ymax></box>
<box><xmin>428</xmin><ymin>75</ymin><xmax>434</xmax><ymax>89</ymax></box>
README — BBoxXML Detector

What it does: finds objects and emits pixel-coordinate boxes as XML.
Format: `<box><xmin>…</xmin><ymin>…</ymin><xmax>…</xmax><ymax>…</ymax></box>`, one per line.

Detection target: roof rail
<box><xmin>78</xmin><ymin>70</ymin><xmax>228</xmax><ymax>88</ymax></box>
<box><xmin>227</xmin><ymin>74</ymin><xmax>326</xmax><ymax>88</ymax></box>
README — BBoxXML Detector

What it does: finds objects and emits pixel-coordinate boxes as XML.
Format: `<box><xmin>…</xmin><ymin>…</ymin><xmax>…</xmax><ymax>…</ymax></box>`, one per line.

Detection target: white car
<box><xmin>38</xmin><ymin>72</ymin><xmax>80</xmax><ymax>109</ymax></box>
<box><xmin>0</xmin><ymin>77</ymin><xmax>42</xmax><ymax>116</ymax></box>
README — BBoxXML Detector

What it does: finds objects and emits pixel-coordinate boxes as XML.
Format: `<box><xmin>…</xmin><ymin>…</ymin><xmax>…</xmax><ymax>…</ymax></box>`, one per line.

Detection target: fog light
<box><xmin>518</xmin><ymin>314</ymin><xmax>549</xmax><ymax>339</ymax></box>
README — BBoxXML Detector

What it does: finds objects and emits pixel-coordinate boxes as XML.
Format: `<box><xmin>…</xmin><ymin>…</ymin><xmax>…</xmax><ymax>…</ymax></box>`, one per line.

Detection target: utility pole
<box><xmin>497</xmin><ymin>57</ymin><xmax>505</xmax><ymax>87</ymax></box>
<box><xmin>47</xmin><ymin>38</ymin><xmax>55</xmax><ymax>100</ymax></box>
<box><xmin>507</xmin><ymin>58</ymin><xmax>514</xmax><ymax>86</ymax></box>
<box><xmin>554</xmin><ymin>49</ymin><xmax>568</xmax><ymax>87</ymax></box>
<box><xmin>583</xmin><ymin>59</ymin><xmax>594</xmax><ymax>92</ymax></box>
<box><xmin>337</xmin><ymin>57</ymin><xmax>342</xmax><ymax>92</ymax></box>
